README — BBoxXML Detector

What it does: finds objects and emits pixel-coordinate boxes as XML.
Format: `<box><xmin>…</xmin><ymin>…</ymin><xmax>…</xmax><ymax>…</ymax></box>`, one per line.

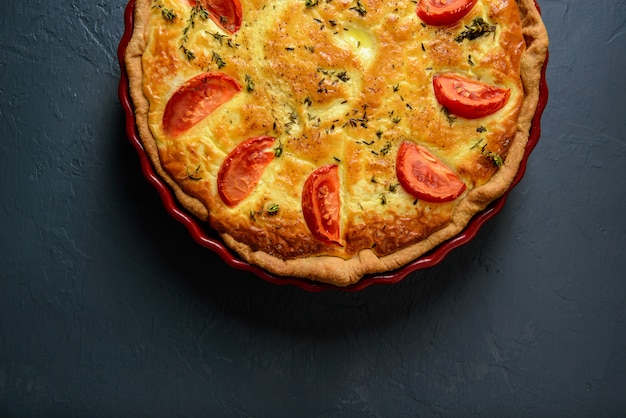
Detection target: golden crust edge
<box><xmin>124</xmin><ymin>0</ymin><xmax>549</xmax><ymax>287</ymax></box>
<box><xmin>125</xmin><ymin>0</ymin><xmax>210</xmax><ymax>222</ymax></box>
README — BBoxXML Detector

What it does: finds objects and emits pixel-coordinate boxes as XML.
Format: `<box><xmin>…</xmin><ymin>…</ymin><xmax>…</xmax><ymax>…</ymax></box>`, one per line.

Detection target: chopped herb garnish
<box><xmin>441</xmin><ymin>107</ymin><xmax>456</xmax><ymax>125</ymax></box>
<box><xmin>472</xmin><ymin>139</ymin><xmax>503</xmax><ymax>167</ymax></box>
<box><xmin>284</xmin><ymin>111</ymin><xmax>298</xmax><ymax>134</ymax></box>
<box><xmin>476</xmin><ymin>126</ymin><xmax>487</xmax><ymax>133</ymax></box>
<box><xmin>303</xmin><ymin>97</ymin><xmax>312</xmax><ymax>106</ymax></box>
<box><xmin>179</xmin><ymin>6</ymin><xmax>209</xmax><ymax>60</ymax></box>
<box><xmin>274</xmin><ymin>141</ymin><xmax>283</xmax><ymax>157</ymax></box>
<box><xmin>336</xmin><ymin>71</ymin><xmax>350</xmax><ymax>82</ymax></box>
<box><xmin>191</xmin><ymin>5</ymin><xmax>208</xmax><ymax>24</ymax></box>
<box><xmin>350</xmin><ymin>0</ymin><xmax>367</xmax><ymax>16</ymax></box>
<box><xmin>376</xmin><ymin>129</ymin><xmax>383</xmax><ymax>139</ymax></box>
<box><xmin>317</xmin><ymin>68</ymin><xmax>350</xmax><ymax>83</ymax></box>
<box><xmin>481</xmin><ymin>146</ymin><xmax>504</xmax><ymax>167</ymax></box>
<box><xmin>209</xmin><ymin>31</ymin><xmax>228</xmax><ymax>44</ymax></box>
<box><xmin>180</xmin><ymin>45</ymin><xmax>196</xmax><ymax>61</ymax></box>
<box><xmin>185</xmin><ymin>165</ymin><xmax>202</xmax><ymax>181</ymax></box>
<box><xmin>380</xmin><ymin>142</ymin><xmax>391</xmax><ymax>155</ymax></box>
<box><xmin>389</xmin><ymin>183</ymin><xmax>399</xmax><ymax>193</ymax></box>
<box><xmin>245</xmin><ymin>74</ymin><xmax>255</xmax><ymax>92</ymax></box>
<box><xmin>455</xmin><ymin>17</ymin><xmax>496</xmax><ymax>42</ymax></box>
<box><xmin>212</xmin><ymin>51</ymin><xmax>226</xmax><ymax>68</ymax></box>
<box><xmin>162</xmin><ymin>8</ymin><xmax>177</xmax><ymax>21</ymax></box>
<box><xmin>468</xmin><ymin>54</ymin><xmax>475</xmax><ymax>66</ymax></box>
<box><xmin>470</xmin><ymin>138</ymin><xmax>485</xmax><ymax>149</ymax></box>
<box><xmin>305</xmin><ymin>0</ymin><xmax>319</xmax><ymax>7</ymax></box>
<box><xmin>267</xmin><ymin>203</ymin><xmax>280</xmax><ymax>215</ymax></box>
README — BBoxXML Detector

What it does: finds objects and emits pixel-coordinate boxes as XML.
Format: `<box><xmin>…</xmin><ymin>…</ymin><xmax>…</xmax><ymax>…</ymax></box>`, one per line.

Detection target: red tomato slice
<box><xmin>433</xmin><ymin>73</ymin><xmax>510</xmax><ymax>119</ymax></box>
<box><xmin>189</xmin><ymin>0</ymin><xmax>242</xmax><ymax>33</ymax></box>
<box><xmin>302</xmin><ymin>165</ymin><xmax>343</xmax><ymax>247</ymax></box>
<box><xmin>163</xmin><ymin>72</ymin><xmax>240</xmax><ymax>137</ymax></box>
<box><xmin>217</xmin><ymin>136</ymin><xmax>276</xmax><ymax>207</ymax></box>
<box><xmin>417</xmin><ymin>0</ymin><xmax>477</xmax><ymax>26</ymax></box>
<box><xmin>396</xmin><ymin>142</ymin><xmax>466</xmax><ymax>203</ymax></box>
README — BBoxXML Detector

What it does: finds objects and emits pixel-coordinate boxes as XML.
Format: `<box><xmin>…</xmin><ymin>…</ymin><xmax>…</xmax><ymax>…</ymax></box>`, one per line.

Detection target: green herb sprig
<box><xmin>350</xmin><ymin>0</ymin><xmax>367</xmax><ymax>16</ymax></box>
<box><xmin>455</xmin><ymin>17</ymin><xmax>496</xmax><ymax>42</ymax></box>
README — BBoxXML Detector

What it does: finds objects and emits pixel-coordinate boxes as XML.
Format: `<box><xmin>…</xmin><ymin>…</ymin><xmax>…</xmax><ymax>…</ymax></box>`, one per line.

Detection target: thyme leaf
<box><xmin>472</xmin><ymin>139</ymin><xmax>503</xmax><ymax>167</ymax></box>
<box><xmin>350</xmin><ymin>0</ymin><xmax>367</xmax><ymax>16</ymax></box>
<box><xmin>455</xmin><ymin>17</ymin><xmax>496</xmax><ymax>42</ymax></box>
<box><xmin>179</xmin><ymin>5</ymin><xmax>209</xmax><ymax>61</ymax></box>
<box><xmin>208</xmin><ymin>31</ymin><xmax>228</xmax><ymax>44</ymax></box>
<box><xmin>483</xmin><ymin>149</ymin><xmax>504</xmax><ymax>167</ymax></box>
<box><xmin>336</xmin><ymin>71</ymin><xmax>350</xmax><ymax>82</ymax></box>
<box><xmin>185</xmin><ymin>165</ymin><xmax>202</xmax><ymax>181</ymax></box>
<box><xmin>274</xmin><ymin>141</ymin><xmax>283</xmax><ymax>157</ymax></box>
<box><xmin>267</xmin><ymin>203</ymin><xmax>280</xmax><ymax>215</ymax></box>
<box><xmin>245</xmin><ymin>74</ymin><xmax>255</xmax><ymax>92</ymax></box>
<box><xmin>180</xmin><ymin>45</ymin><xmax>196</xmax><ymax>61</ymax></box>
<box><xmin>441</xmin><ymin>107</ymin><xmax>456</xmax><ymax>125</ymax></box>
<box><xmin>162</xmin><ymin>8</ymin><xmax>177</xmax><ymax>21</ymax></box>
<box><xmin>211</xmin><ymin>51</ymin><xmax>226</xmax><ymax>69</ymax></box>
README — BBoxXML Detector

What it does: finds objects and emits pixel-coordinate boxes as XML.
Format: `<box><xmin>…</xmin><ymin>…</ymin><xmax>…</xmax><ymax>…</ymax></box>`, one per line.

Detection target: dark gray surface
<box><xmin>2</xmin><ymin>0</ymin><xmax>625</xmax><ymax>416</ymax></box>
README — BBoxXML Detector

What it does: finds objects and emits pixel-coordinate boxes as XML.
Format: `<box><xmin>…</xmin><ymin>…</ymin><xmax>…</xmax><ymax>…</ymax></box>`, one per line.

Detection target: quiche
<box><xmin>125</xmin><ymin>0</ymin><xmax>548</xmax><ymax>286</ymax></box>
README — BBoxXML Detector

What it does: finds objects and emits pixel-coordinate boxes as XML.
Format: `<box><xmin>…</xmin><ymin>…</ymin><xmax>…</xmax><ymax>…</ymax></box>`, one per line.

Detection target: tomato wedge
<box><xmin>189</xmin><ymin>0</ymin><xmax>242</xmax><ymax>33</ymax></box>
<box><xmin>396</xmin><ymin>142</ymin><xmax>466</xmax><ymax>203</ymax></box>
<box><xmin>433</xmin><ymin>73</ymin><xmax>510</xmax><ymax>119</ymax></box>
<box><xmin>163</xmin><ymin>72</ymin><xmax>240</xmax><ymax>137</ymax></box>
<box><xmin>217</xmin><ymin>136</ymin><xmax>276</xmax><ymax>207</ymax></box>
<box><xmin>417</xmin><ymin>0</ymin><xmax>477</xmax><ymax>26</ymax></box>
<box><xmin>302</xmin><ymin>165</ymin><xmax>343</xmax><ymax>247</ymax></box>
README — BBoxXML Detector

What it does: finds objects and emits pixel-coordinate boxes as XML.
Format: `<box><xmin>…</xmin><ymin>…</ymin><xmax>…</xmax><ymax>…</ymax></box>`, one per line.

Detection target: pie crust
<box><xmin>125</xmin><ymin>0</ymin><xmax>548</xmax><ymax>286</ymax></box>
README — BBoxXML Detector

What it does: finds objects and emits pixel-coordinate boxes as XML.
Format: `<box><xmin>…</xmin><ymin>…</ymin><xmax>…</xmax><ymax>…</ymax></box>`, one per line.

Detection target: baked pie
<box><xmin>125</xmin><ymin>0</ymin><xmax>548</xmax><ymax>285</ymax></box>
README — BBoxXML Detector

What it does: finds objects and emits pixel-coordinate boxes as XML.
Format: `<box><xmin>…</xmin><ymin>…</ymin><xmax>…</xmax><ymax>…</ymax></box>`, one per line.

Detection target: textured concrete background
<box><xmin>1</xmin><ymin>0</ymin><xmax>626</xmax><ymax>416</ymax></box>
